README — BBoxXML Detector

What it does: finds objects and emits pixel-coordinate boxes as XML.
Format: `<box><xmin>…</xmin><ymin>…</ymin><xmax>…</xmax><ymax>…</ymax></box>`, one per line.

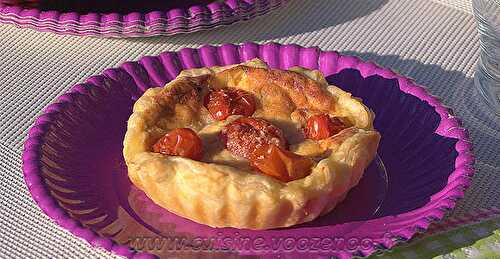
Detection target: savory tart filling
<box><xmin>123</xmin><ymin>58</ymin><xmax>380</xmax><ymax>229</ymax></box>
<box><xmin>151</xmin><ymin>87</ymin><xmax>352</xmax><ymax>182</ymax></box>
<box><xmin>151</xmin><ymin>110</ymin><xmax>350</xmax><ymax>182</ymax></box>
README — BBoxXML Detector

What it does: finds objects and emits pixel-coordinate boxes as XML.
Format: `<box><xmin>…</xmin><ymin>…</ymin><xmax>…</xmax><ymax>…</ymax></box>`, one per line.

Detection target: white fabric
<box><xmin>432</xmin><ymin>0</ymin><xmax>473</xmax><ymax>12</ymax></box>
<box><xmin>0</xmin><ymin>0</ymin><xmax>498</xmax><ymax>258</ymax></box>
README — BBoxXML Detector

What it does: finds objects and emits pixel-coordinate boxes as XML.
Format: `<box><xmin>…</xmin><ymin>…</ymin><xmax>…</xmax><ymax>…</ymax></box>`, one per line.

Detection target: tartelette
<box><xmin>123</xmin><ymin>59</ymin><xmax>380</xmax><ymax>230</ymax></box>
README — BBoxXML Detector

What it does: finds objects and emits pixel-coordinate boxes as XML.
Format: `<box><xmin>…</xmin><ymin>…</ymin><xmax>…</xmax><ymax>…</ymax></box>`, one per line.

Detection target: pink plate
<box><xmin>22</xmin><ymin>42</ymin><xmax>474</xmax><ymax>258</ymax></box>
<box><xmin>0</xmin><ymin>0</ymin><xmax>288</xmax><ymax>37</ymax></box>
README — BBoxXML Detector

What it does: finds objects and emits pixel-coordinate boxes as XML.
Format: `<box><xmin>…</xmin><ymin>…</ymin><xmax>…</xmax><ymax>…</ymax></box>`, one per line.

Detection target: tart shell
<box><xmin>123</xmin><ymin>59</ymin><xmax>380</xmax><ymax>229</ymax></box>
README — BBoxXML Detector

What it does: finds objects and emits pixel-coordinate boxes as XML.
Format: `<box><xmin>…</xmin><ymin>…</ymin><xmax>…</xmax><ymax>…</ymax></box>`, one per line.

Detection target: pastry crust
<box><xmin>123</xmin><ymin>59</ymin><xmax>381</xmax><ymax>229</ymax></box>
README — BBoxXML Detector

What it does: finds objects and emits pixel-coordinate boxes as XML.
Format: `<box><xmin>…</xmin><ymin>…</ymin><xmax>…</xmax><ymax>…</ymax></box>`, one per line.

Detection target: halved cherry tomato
<box><xmin>250</xmin><ymin>144</ymin><xmax>313</xmax><ymax>182</ymax></box>
<box><xmin>152</xmin><ymin>128</ymin><xmax>203</xmax><ymax>161</ymax></box>
<box><xmin>204</xmin><ymin>88</ymin><xmax>256</xmax><ymax>120</ymax></box>
<box><xmin>221</xmin><ymin>117</ymin><xmax>287</xmax><ymax>159</ymax></box>
<box><xmin>304</xmin><ymin>114</ymin><xmax>346</xmax><ymax>140</ymax></box>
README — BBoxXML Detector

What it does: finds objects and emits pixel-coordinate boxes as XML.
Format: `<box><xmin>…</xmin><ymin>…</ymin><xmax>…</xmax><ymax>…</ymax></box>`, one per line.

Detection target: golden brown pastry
<box><xmin>123</xmin><ymin>59</ymin><xmax>380</xmax><ymax>230</ymax></box>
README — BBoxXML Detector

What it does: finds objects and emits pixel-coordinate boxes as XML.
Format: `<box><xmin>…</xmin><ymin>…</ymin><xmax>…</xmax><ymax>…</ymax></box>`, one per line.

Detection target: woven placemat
<box><xmin>0</xmin><ymin>0</ymin><xmax>497</xmax><ymax>258</ymax></box>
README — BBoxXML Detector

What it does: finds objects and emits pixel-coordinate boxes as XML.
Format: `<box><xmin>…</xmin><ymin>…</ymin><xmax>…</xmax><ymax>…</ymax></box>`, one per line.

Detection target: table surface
<box><xmin>0</xmin><ymin>0</ymin><xmax>498</xmax><ymax>258</ymax></box>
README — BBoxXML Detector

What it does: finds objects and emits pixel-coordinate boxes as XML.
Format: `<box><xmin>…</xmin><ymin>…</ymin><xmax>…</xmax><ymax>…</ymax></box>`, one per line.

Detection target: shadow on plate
<box><xmin>296</xmin><ymin>67</ymin><xmax>460</xmax><ymax>227</ymax></box>
<box><xmin>341</xmin><ymin>51</ymin><xmax>500</xmax><ymax>215</ymax></box>
<box><xmin>341</xmin><ymin>51</ymin><xmax>499</xmax><ymax>137</ymax></box>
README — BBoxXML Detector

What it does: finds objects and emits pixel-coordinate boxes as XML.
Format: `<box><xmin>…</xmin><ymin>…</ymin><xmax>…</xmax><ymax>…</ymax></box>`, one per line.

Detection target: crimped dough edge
<box><xmin>123</xmin><ymin>59</ymin><xmax>381</xmax><ymax>229</ymax></box>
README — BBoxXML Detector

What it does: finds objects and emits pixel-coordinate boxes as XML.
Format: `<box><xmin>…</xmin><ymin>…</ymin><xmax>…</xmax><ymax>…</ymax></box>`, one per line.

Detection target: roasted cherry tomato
<box><xmin>152</xmin><ymin>128</ymin><xmax>203</xmax><ymax>161</ymax></box>
<box><xmin>304</xmin><ymin>114</ymin><xmax>346</xmax><ymax>140</ymax></box>
<box><xmin>250</xmin><ymin>144</ymin><xmax>313</xmax><ymax>182</ymax></box>
<box><xmin>204</xmin><ymin>88</ymin><xmax>256</xmax><ymax>120</ymax></box>
<box><xmin>221</xmin><ymin>117</ymin><xmax>287</xmax><ymax>159</ymax></box>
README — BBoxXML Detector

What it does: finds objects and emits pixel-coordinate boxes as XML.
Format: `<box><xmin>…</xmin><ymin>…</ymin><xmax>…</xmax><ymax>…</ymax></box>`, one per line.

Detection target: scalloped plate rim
<box><xmin>0</xmin><ymin>0</ymin><xmax>288</xmax><ymax>37</ymax></box>
<box><xmin>21</xmin><ymin>42</ymin><xmax>474</xmax><ymax>258</ymax></box>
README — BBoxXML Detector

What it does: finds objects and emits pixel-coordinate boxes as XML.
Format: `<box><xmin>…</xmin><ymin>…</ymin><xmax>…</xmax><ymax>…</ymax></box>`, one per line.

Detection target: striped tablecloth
<box><xmin>0</xmin><ymin>0</ymin><xmax>498</xmax><ymax>258</ymax></box>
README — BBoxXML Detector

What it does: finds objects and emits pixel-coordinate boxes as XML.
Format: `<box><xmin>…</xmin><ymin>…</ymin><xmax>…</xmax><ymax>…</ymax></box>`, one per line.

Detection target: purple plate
<box><xmin>0</xmin><ymin>0</ymin><xmax>288</xmax><ymax>37</ymax></box>
<box><xmin>22</xmin><ymin>43</ymin><xmax>474</xmax><ymax>258</ymax></box>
